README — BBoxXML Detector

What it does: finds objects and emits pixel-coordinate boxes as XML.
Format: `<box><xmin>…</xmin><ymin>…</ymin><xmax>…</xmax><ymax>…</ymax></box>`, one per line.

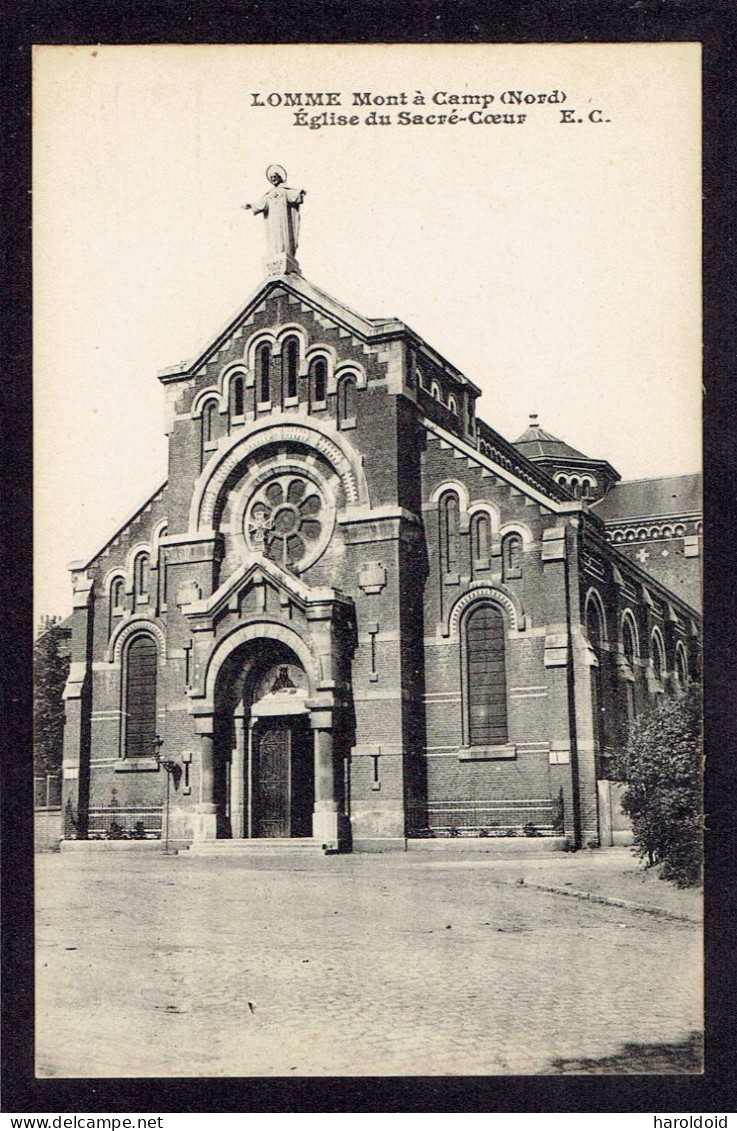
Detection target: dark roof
<box><xmin>591</xmin><ymin>473</ymin><xmax>702</xmax><ymax>522</ymax></box>
<box><xmin>512</xmin><ymin>418</ymin><xmax>590</xmax><ymax>462</ymax></box>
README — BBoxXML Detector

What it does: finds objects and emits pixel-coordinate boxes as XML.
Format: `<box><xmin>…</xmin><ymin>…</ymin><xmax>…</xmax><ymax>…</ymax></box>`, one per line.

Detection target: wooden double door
<box><xmin>253</xmin><ymin>718</ymin><xmax>314</xmax><ymax>838</ymax></box>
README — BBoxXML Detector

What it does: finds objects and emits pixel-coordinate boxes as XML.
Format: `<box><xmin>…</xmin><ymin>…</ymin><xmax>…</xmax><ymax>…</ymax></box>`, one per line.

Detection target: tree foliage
<box><xmin>34</xmin><ymin>616</ymin><xmax>71</xmax><ymax>778</ymax></box>
<box><xmin>611</xmin><ymin>685</ymin><xmax>702</xmax><ymax>887</ymax></box>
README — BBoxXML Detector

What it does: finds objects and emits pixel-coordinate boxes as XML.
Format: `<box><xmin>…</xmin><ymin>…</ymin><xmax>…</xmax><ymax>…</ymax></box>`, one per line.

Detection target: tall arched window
<box><xmin>430</xmin><ymin>381</ymin><xmax>442</xmax><ymax>401</ymax></box>
<box><xmin>257</xmin><ymin>344</ymin><xmax>271</xmax><ymax>404</ymax></box>
<box><xmin>675</xmin><ymin>643</ymin><xmax>689</xmax><ymax>693</ymax></box>
<box><xmin>622</xmin><ymin>616</ymin><xmax>636</xmax><ymax>667</ymax></box>
<box><xmin>160</xmin><ymin>553</ymin><xmax>168</xmax><ymax>608</ymax></box>
<box><xmin>471</xmin><ymin>513</ymin><xmax>491</xmax><ymax>568</ymax></box>
<box><xmin>311</xmin><ymin>358</ymin><xmax>327</xmax><ymax>406</ymax></box>
<box><xmin>581</xmin><ymin>478</ymin><xmax>592</xmax><ymax>499</ymax></box>
<box><xmin>133</xmin><ymin>552</ymin><xmax>149</xmax><ymax>611</ymax></box>
<box><xmin>108</xmin><ymin>576</ymin><xmax>125</xmax><ymax>638</ymax></box>
<box><xmin>230</xmin><ymin>374</ymin><xmax>245</xmax><ymax>418</ymax></box>
<box><xmin>570</xmin><ymin>477</ymin><xmax>580</xmax><ymax>499</ymax></box>
<box><xmin>587</xmin><ymin>598</ymin><xmax>606</xmax><ymax>758</ymax></box>
<box><xmin>203</xmin><ymin>401</ymin><xmax>217</xmax><ymax>445</ymax></box>
<box><xmin>283</xmin><ymin>337</ymin><xmax>299</xmax><ymax>401</ymax></box>
<box><xmin>651</xmin><ymin>630</ymin><xmax>665</xmax><ymax>687</ymax></box>
<box><xmin>502</xmin><ymin>533</ymin><xmax>523</xmax><ymax>581</ymax></box>
<box><xmin>439</xmin><ymin>492</ymin><xmax>460</xmax><ymax>576</ymax></box>
<box><xmin>622</xmin><ymin>614</ymin><xmax>637</xmax><ymax>722</ymax></box>
<box><xmin>124</xmin><ymin>634</ymin><xmax>157</xmax><ymax>759</ymax></box>
<box><xmin>338</xmin><ymin>375</ymin><xmax>357</xmax><ymax>428</ymax></box>
<box><xmin>111</xmin><ymin>576</ymin><xmax>125</xmax><ymax>613</ymax></box>
<box><xmin>466</xmin><ymin>604</ymin><xmax>508</xmax><ymax>746</ymax></box>
<box><xmin>448</xmin><ymin>395</ymin><xmax>458</xmax><ymax>416</ymax></box>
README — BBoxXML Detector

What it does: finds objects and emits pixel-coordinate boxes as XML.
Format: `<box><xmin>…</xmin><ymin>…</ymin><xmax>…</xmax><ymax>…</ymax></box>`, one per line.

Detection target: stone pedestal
<box><xmin>311</xmin><ymin>723</ymin><xmax>348</xmax><ymax>849</ymax></box>
<box><xmin>265</xmin><ymin>253</ymin><xmax>300</xmax><ymax>277</ymax></box>
<box><xmin>194</xmin><ymin>731</ymin><xmax>218</xmax><ymax>842</ymax></box>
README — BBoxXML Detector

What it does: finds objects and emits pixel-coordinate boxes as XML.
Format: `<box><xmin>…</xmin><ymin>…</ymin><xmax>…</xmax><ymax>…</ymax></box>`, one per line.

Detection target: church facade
<box><xmin>61</xmin><ymin>266</ymin><xmax>701</xmax><ymax>851</ymax></box>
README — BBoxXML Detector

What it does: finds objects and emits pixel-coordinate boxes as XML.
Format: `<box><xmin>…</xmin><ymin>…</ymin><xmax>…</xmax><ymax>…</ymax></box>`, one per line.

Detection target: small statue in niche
<box><xmin>271</xmin><ymin>664</ymin><xmax>297</xmax><ymax>693</ymax></box>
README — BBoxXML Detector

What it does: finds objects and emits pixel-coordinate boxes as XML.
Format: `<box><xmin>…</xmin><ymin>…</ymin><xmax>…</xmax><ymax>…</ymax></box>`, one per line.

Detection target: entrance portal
<box><xmin>212</xmin><ymin>638</ymin><xmax>320</xmax><ymax>839</ymax></box>
<box><xmin>253</xmin><ymin>718</ymin><xmax>313</xmax><ymax>838</ymax></box>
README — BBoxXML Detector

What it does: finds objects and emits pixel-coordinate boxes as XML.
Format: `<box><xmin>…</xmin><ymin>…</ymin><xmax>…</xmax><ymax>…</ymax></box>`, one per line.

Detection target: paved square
<box><xmin>35</xmin><ymin>849</ymin><xmax>702</xmax><ymax>1077</ymax></box>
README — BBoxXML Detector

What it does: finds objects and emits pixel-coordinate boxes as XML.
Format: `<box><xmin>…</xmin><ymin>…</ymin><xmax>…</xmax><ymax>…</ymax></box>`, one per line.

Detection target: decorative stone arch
<box><xmin>107</xmin><ymin>617</ymin><xmax>167</xmax><ymax>666</ymax></box>
<box><xmin>244</xmin><ymin>329</ymin><xmax>278</xmax><ymax>372</ymax></box>
<box><xmin>447</xmin><ymin>394</ymin><xmax>458</xmax><ymax>416</ymax></box>
<box><xmin>219</xmin><ymin>360</ymin><xmax>252</xmax><ymax>402</ymax></box>
<box><xmin>621</xmin><ymin>607</ymin><xmax>641</xmax><ymax>661</ymax></box>
<box><xmin>305</xmin><ymin>342</ymin><xmax>338</xmax><ymax>371</ymax></box>
<box><xmin>445</xmin><ymin>583</ymin><xmax>526</xmax><ymax>639</ymax></box>
<box><xmin>467</xmin><ymin>500</ymin><xmax>501</xmax><ymax>534</ymax></box>
<box><xmin>499</xmin><ymin>520</ymin><xmax>534</xmax><ymax>547</ymax></box>
<box><xmin>103</xmin><ymin>565</ymin><xmax>127</xmax><ymax>597</ymax></box>
<box><xmin>429</xmin><ymin>479</ymin><xmax>471</xmax><ymax>513</ymax></box>
<box><xmin>151</xmin><ymin>519</ymin><xmax>169</xmax><ymax>557</ymax></box>
<box><xmin>191</xmin><ymin>386</ymin><xmax>226</xmax><ymax>419</ymax></box>
<box><xmin>584</xmin><ymin>587</ymin><xmax>608</xmax><ymax>646</ymax></box>
<box><xmin>192</xmin><ymin>618</ymin><xmax>322</xmax><ymax>713</ymax></box>
<box><xmin>124</xmin><ymin>541</ymin><xmax>152</xmax><ymax>589</ymax></box>
<box><xmin>273</xmin><ymin>323</ymin><xmax>310</xmax><ymax>358</ymax></box>
<box><xmin>190</xmin><ymin>415</ymin><xmax>370</xmax><ymax>532</ymax></box>
<box><xmin>430</xmin><ymin>380</ymin><xmax>442</xmax><ymax>401</ymax></box>
<box><xmin>333</xmin><ymin>360</ymin><xmax>368</xmax><ymax>394</ymax></box>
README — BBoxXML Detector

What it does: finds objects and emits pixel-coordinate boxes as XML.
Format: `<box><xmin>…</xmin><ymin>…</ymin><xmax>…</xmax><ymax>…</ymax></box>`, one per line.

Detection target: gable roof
<box><xmin>158</xmin><ymin>271</ymin><xmax>480</xmax><ymax>392</ymax></box>
<box><xmin>591</xmin><ymin>473</ymin><xmax>702</xmax><ymax>522</ymax></box>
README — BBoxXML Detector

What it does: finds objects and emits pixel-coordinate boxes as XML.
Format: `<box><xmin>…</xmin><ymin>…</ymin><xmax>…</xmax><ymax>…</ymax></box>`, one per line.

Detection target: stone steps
<box><xmin>186</xmin><ymin>838</ymin><xmax>322</xmax><ymax>856</ymax></box>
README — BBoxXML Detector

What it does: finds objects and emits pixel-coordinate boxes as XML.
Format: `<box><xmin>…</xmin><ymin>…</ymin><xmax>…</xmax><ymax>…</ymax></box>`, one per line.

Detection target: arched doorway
<box><xmin>213</xmin><ymin>640</ymin><xmax>315</xmax><ymax>838</ymax></box>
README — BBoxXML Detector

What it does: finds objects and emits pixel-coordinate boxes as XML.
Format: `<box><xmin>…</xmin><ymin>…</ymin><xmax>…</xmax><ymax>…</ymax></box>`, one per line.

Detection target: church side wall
<box><xmin>417</xmin><ymin>431</ymin><xmax>578</xmax><ymax>840</ymax></box>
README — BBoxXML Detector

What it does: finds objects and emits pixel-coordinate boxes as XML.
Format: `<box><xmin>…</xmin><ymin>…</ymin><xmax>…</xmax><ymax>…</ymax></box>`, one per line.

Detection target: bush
<box><xmin>611</xmin><ymin>685</ymin><xmax>702</xmax><ymax>887</ymax></box>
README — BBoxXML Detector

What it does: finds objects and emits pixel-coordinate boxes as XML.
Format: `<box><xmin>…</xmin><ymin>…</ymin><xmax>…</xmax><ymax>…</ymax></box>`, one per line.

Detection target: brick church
<box><xmin>61</xmin><ymin>177</ymin><xmax>701</xmax><ymax>851</ymax></box>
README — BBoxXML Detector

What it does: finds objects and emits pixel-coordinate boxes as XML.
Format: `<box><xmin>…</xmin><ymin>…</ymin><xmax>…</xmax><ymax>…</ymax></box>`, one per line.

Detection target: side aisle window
<box><xmin>466</xmin><ymin>604</ymin><xmax>508</xmax><ymax>746</ymax></box>
<box><xmin>124</xmin><ymin>635</ymin><xmax>157</xmax><ymax>759</ymax></box>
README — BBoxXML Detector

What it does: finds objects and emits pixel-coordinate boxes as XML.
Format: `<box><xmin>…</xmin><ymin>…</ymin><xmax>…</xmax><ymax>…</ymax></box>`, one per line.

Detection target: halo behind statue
<box><xmin>266</xmin><ymin>164</ymin><xmax>287</xmax><ymax>183</ymax></box>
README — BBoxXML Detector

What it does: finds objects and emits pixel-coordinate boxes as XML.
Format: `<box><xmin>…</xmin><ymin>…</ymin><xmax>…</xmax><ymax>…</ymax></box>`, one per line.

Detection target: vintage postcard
<box><xmin>33</xmin><ymin>43</ymin><xmax>702</xmax><ymax>1079</ymax></box>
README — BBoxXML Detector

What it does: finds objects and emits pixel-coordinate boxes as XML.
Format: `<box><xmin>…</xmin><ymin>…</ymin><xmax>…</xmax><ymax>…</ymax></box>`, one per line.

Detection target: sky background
<box><xmin>33</xmin><ymin>43</ymin><xmax>701</xmax><ymax>619</ymax></box>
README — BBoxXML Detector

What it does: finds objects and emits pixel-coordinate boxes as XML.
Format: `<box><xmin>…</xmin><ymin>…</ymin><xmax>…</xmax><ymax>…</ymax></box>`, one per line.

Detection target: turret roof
<box><xmin>513</xmin><ymin>416</ymin><xmax>591</xmax><ymax>461</ymax></box>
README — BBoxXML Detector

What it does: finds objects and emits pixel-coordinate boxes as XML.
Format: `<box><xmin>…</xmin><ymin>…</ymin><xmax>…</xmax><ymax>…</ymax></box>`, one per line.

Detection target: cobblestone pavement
<box><xmin>35</xmin><ymin>850</ymin><xmax>702</xmax><ymax>1077</ymax></box>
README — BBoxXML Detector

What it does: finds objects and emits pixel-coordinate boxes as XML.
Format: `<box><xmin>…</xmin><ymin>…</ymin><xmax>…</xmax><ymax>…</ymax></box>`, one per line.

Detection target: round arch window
<box><xmin>243</xmin><ymin>471</ymin><xmax>332</xmax><ymax>571</ymax></box>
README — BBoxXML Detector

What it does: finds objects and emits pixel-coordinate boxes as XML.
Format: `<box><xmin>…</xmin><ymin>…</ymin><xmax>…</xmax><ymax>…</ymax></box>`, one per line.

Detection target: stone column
<box><xmin>311</xmin><ymin>708</ymin><xmax>340</xmax><ymax>847</ymax></box>
<box><xmin>247</xmin><ymin>718</ymin><xmax>256</xmax><ymax>838</ymax></box>
<box><xmin>230</xmin><ymin>710</ymin><xmax>246</xmax><ymax>839</ymax></box>
<box><xmin>193</xmin><ymin>725</ymin><xmax>217</xmax><ymax>842</ymax></box>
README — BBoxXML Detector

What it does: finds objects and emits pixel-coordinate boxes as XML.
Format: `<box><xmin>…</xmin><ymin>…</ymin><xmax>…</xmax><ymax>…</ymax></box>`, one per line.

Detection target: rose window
<box><xmin>244</xmin><ymin>473</ymin><xmax>329</xmax><ymax>569</ymax></box>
